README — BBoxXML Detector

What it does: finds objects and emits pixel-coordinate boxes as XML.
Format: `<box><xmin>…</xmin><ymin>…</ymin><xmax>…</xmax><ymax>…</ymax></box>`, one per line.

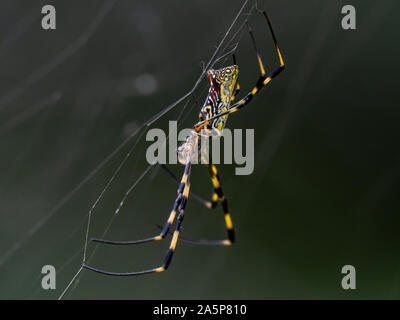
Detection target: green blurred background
<box><xmin>0</xmin><ymin>0</ymin><xmax>399</xmax><ymax>299</ymax></box>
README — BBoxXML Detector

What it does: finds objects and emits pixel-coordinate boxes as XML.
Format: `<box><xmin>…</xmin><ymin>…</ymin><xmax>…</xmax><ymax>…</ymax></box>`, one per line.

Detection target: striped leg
<box><xmin>83</xmin><ymin>161</ymin><xmax>192</xmax><ymax>276</ymax></box>
<box><xmin>176</xmin><ymin>164</ymin><xmax>235</xmax><ymax>246</ymax></box>
<box><xmin>159</xmin><ymin>164</ymin><xmax>235</xmax><ymax>246</ymax></box>
<box><xmin>162</xmin><ymin>175</ymin><xmax>191</xmax><ymax>271</ymax></box>
<box><xmin>207</xmin><ymin>164</ymin><xmax>235</xmax><ymax>244</ymax></box>
<box><xmin>90</xmin><ymin>161</ymin><xmax>191</xmax><ymax>246</ymax></box>
<box><xmin>194</xmin><ymin>11</ymin><xmax>284</xmax><ymax>133</ymax></box>
<box><xmin>160</xmin><ymin>164</ymin><xmax>213</xmax><ymax>209</ymax></box>
<box><xmin>161</xmin><ymin>163</ymin><xmax>231</xmax><ymax>224</ymax></box>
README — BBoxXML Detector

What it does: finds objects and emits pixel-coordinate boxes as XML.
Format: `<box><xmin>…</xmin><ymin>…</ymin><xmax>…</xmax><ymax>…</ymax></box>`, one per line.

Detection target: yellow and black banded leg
<box><xmin>160</xmin><ymin>164</ymin><xmax>227</xmax><ymax>219</ymax></box>
<box><xmin>90</xmin><ymin>161</ymin><xmax>192</xmax><ymax>246</ymax></box>
<box><xmin>161</xmin><ymin>176</ymin><xmax>191</xmax><ymax>272</ymax></box>
<box><xmin>207</xmin><ymin>164</ymin><xmax>235</xmax><ymax>244</ymax></box>
<box><xmin>194</xmin><ymin>11</ymin><xmax>284</xmax><ymax>133</ymax></box>
<box><xmin>160</xmin><ymin>164</ymin><xmax>213</xmax><ymax>209</ymax></box>
<box><xmin>177</xmin><ymin>164</ymin><xmax>235</xmax><ymax>246</ymax></box>
<box><xmin>83</xmin><ymin>161</ymin><xmax>192</xmax><ymax>276</ymax></box>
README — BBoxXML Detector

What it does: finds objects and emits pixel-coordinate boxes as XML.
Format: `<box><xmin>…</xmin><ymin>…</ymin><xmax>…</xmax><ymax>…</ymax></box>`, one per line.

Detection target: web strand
<box><xmin>0</xmin><ymin>0</ymin><xmax>117</xmax><ymax>112</ymax></box>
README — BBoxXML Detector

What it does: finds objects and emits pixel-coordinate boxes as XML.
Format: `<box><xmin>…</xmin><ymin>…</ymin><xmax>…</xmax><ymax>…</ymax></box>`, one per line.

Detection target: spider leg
<box><xmin>90</xmin><ymin>161</ymin><xmax>191</xmax><ymax>245</ymax></box>
<box><xmin>83</xmin><ymin>161</ymin><xmax>192</xmax><ymax>276</ymax></box>
<box><xmin>175</xmin><ymin>164</ymin><xmax>235</xmax><ymax>246</ymax></box>
<box><xmin>160</xmin><ymin>164</ymin><xmax>213</xmax><ymax>209</ymax></box>
<box><xmin>194</xmin><ymin>11</ymin><xmax>284</xmax><ymax>132</ymax></box>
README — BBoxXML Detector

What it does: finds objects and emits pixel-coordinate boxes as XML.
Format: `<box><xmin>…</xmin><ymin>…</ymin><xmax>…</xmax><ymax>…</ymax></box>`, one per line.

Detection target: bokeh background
<box><xmin>0</xmin><ymin>0</ymin><xmax>399</xmax><ymax>299</ymax></box>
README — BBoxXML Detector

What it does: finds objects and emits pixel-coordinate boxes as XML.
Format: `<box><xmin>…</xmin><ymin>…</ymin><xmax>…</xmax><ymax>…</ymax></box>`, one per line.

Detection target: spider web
<box><xmin>0</xmin><ymin>0</ymin><xmax>259</xmax><ymax>299</ymax></box>
<box><xmin>1</xmin><ymin>0</ymin><xmax>396</xmax><ymax>300</ymax></box>
<box><xmin>60</xmin><ymin>2</ymin><xmax>254</xmax><ymax>300</ymax></box>
<box><xmin>59</xmin><ymin>6</ymin><xmax>257</xmax><ymax>300</ymax></box>
<box><xmin>55</xmin><ymin>1</ymin><xmax>257</xmax><ymax>299</ymax></box>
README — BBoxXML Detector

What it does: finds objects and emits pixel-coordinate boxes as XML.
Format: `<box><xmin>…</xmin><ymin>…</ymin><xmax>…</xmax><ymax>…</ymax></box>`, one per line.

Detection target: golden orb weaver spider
<box><xmin>83</xmin><ymin>11</ymin><xmax>285</xmax><ymax>276</ymax></box>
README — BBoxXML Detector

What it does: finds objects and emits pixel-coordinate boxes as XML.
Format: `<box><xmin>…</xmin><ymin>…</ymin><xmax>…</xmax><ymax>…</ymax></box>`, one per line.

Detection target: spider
<box><xmin>83</xmin><ymin>11</ymin><xmax>284</xmax><ymax>276</ymax></box>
